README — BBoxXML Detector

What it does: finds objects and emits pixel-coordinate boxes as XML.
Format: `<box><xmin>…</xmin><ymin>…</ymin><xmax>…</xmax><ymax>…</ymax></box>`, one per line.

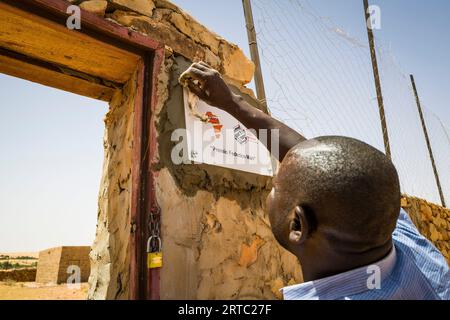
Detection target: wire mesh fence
<box><xmin>251</xmin><ymin>0</ymin><xmax>449</xmax><ymax>206</ymax></box>
<box><xmin>376</xmin><ymin>45</ymin><xmax>447</xmax><ymax>205</ymax></box>
<box><xmin>423</xmin><ymin>107</ymin><xmax>450</xmax><ymax>204</ymax></box>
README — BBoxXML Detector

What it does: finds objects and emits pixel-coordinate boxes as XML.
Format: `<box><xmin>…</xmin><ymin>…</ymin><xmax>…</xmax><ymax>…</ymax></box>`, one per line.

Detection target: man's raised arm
<box><xmin>180</xmin><ymin>62</ymin><xmax>306</xmax><ymax>161</ymax></box>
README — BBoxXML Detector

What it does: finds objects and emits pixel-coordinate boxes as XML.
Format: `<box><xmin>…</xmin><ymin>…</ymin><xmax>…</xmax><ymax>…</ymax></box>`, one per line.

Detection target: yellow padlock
<box><xmin>147</xmin><ymin>236</ymin><xmax>162</xmax><ymax>269</ymax></box>
<box><xmin>147</xmin><ymin>252</ymin><xmax>163</xmax><ymax>269</ymax></box>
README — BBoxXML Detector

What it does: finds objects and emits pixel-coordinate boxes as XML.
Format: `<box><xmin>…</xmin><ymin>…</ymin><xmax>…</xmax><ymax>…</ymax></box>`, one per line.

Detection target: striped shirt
<box><xmin>281</xmin><ymin>209</ymin><xmax>450</xmax><ymax>300</ymax></box>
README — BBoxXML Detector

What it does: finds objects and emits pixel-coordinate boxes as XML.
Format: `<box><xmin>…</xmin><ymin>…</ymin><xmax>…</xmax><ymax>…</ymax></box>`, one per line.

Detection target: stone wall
<box><xmin>88</xmin><ymin>71</ymin><xmax>137</xmax><ymax>300</ymax></box>
<box><xmin>36</xmin><ymin>247</ymin><xmax>62</xmax><ymax>283</ymax></box>
<box><xmin>75</xmin><ymin>0</ymin><xmax>255</xmax><ymax>91</ymax></box>
<box><xmin>80</xmin><ymin>0</ymin><xmax>301</xmax><ymax>299</ymax></box>
<box><xmin>401</xmin><ymin>195</ymin><xmax>450</xmax><ymax>264</ymax></box>
<box><xmin>36</xmin><ymin>246</ymin><xmax>91</xmax><ymax>284</ymax></box>
<box><xmin>59</xmin><ymin>247</ymin><xmax>91</xmax><ymax>283</ymax></box>
<box><xmin>0</xmin><ymin>268</ymin><xmax>36</xmax><ymax>282</ymax></box>
<box><xmin>75</xmin><ymin>0</ymin><xmax>450</xmax><ymax>299</ymax></box>
<box><xmin>154</xmin><ymin>55</ymin><xmax>301</xmax><ymax>299</ymax></box>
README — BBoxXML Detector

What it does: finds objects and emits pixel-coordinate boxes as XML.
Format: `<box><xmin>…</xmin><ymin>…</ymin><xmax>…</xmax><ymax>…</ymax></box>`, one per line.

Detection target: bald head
<box><xmin>267</xmin><ymin>136</ymin><xmax>400</xmax><ymax>256</ymax></box>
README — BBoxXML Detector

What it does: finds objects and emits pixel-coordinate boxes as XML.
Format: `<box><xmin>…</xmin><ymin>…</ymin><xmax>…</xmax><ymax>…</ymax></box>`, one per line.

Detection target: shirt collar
<box><xmin>281</xmin><ymin>245</ymin><xmax>397</xmax><ymax>300</ymax></box>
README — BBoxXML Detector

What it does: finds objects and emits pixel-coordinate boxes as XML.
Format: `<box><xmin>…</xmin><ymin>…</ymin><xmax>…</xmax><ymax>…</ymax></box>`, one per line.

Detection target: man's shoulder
<box><xmin>393</xmin><ymin>209</ymin><xmax>445</xmax><ymax>260</ymax></box>
<box><xmin>392</xmin><ymin>208</ymin><xmax>450</xmax><ymax>300</ymax></box>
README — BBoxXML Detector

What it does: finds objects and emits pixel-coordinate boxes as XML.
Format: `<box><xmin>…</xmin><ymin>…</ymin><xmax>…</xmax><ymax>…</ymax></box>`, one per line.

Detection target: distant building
<box><xmin>35</xmin><ymin>246</ymin><xmax>91</xmax><ymax>284</ymax></box>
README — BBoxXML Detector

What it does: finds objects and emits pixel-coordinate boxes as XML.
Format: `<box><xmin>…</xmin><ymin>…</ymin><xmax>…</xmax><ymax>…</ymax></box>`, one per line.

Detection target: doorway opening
<box><xmin>0</xmin><ymin>0</ymin><xmax>164</xmax><ymax>299</ymax></box>
<box><xmin>0</xmin><ymin>73</ymin><xmax>107</xmax><ymax>299</ymax></box>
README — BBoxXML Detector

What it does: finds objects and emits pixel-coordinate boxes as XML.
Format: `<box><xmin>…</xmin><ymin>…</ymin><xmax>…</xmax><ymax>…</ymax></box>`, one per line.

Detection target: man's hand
<box><xmin>179</xmin><ymin>61</ymin><xmax>235</xmax><ymax>111</ymax></box>
<box><xmin>179</xmin><ymin>61</ymin><xmax>306</xmax><ymax>161</ymax></box>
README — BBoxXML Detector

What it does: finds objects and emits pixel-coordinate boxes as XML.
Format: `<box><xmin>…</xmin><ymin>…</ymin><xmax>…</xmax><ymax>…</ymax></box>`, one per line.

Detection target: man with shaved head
<box><xmin>182</xmin><ymin>62</ymin><xmax>450</xmax><ymax>300</ymax></box>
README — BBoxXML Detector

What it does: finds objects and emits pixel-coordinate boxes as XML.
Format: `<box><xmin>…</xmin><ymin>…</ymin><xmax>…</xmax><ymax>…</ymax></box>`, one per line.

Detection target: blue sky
<box><xmin>0</xmin><ymin>78</ymin><xmax>106</xmax><ymax>252</ymax></box>
<box><xmin>172</xmin><ymin>0</ymin><xmax>449</xmax><ymax>125</ymax></box>
<box><xmin>0</xmin><ymin>0</ymin><xmax>448</xmax><ymax>252</ymax></box>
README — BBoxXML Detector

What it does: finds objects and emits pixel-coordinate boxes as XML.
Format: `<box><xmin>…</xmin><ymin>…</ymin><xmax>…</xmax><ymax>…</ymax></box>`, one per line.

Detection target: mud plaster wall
<box><xmin>81</xmin><ymin>0</ymin><xmax>450</xmax><ymax>298</ymax></box>
<box><xmin>77</xmin><ymin>0</ymin><xmax>450</xmax><ymax>299</ymax></box>
<box><xmin>401</xmin><ymin>196</ymin><xmax>450</xmax><ymax>265</ymax></box>
<box><xmin>88</xmin><ymin>71</ymin><xmax>136</xmax><ymax>300</ymax></box>
<box><xmin>73</xmin><ymin>0</ymin><xmax>256</xmax><ymax>95</ymax></box>
<box><xmin>80</xmin><ymin>0</ymin><xmax>300</xmax><ymax>299</ymax></box>
<box><xmin>36</xmin><ymin>246</ymin><xmax>90</xmax><ymax>284</ymax></box>
<box><xmin>35</xmin><ymin>247</ymin><xmax>62</xmax><ymax>284</ymax></box>
<box><xmin>58</xmin><ymin>246</ymin><xmax>91</xmax><ymax>283</ymax></box>
<box><xmin>154</xmin><ymin>55</ymin><xmax>302</xmax><ymax>299</ymax></box>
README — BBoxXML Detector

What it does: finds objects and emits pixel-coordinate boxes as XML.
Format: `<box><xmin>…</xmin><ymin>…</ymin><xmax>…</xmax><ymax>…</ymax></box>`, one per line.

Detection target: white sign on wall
<box><xmin>182</xmin><ymin>88</ymin><xmax>274</xmax><ymax>176</ymax></box>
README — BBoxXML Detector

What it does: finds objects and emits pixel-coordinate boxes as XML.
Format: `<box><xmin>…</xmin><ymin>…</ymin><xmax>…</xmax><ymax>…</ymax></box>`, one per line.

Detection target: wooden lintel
<box><xmin>0</xmin><ymin>53</ymin><xmax>117</xmax><ymax>102</ymax></box>
<box><xmin>0</xmin><ymin>1</ymin><xmax>141</xmax><ymax>84</ymax></box>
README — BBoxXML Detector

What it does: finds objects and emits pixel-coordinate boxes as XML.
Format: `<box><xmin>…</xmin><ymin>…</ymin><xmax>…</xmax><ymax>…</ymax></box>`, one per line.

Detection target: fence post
<box><xmin>363</xmin><ymin>0</ymin><xmax>391</xmax><ymax>159</ymax></box>
<box><xmin>242</xmin><ymin>0</ymin><xmax>269</xmax><ymax>114</ymax></box>
<box><xmin>410</xmin><ymin>75</ymin><xmax>446</xmax><ymax>207</ymax></box>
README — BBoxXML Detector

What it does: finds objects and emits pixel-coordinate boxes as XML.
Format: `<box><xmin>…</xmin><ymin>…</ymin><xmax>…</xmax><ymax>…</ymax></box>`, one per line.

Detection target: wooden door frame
<box><xmin>0</xmin><ymin>0</ymin><xmax>164</xmax><ymax>299</ymax></box>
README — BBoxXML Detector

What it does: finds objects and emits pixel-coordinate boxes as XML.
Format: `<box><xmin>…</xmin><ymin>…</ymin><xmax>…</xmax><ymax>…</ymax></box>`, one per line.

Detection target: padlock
<box><xmin>147</xmin><ymin>236</ymin><xmax>162</xmax><ymax>269</ymax></box>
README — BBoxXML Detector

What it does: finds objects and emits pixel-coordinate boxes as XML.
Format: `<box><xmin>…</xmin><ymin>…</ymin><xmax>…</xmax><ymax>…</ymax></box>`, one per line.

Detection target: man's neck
<box><xmin>300</xmin><ymin>239</ymin><xmax>393</xmax><ymax>282</ymax></box>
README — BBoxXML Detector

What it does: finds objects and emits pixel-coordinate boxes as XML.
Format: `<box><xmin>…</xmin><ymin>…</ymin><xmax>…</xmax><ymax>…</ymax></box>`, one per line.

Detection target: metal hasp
<box><xmin>363</xmin><ymin>0</ymin><xmax>391</xmax><ymax>160</ymax></box>
<box><xmin>410</xmin><ymin>75</ymin><xmax>446</xmax><ymax>207</ymax></box>
<box><xmin>242</xmin><ymin>0</ymin><xmax>269</xmax><ymax>114</ymax></box>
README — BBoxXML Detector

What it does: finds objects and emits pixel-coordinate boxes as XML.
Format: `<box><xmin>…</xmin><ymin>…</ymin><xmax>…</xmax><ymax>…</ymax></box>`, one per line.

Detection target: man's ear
<box><xmin>288</xmin><ymin>206</ymin><xmax>309</xmax><ymax>245</ymax></box>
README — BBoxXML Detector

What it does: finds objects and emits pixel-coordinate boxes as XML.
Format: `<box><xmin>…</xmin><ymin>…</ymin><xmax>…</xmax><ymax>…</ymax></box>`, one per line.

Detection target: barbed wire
<box><xmin>252</xmin><ymin>0</ymin><xmax>449</xmax><ymax>205</ymax></box>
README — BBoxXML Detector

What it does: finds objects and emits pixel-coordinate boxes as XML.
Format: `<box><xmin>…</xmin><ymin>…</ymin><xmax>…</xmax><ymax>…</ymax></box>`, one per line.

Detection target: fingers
<box><xmin>187</xmin><ymin>81</ymin><xmax>207</xmax><ymax>100</ymax></box>
<box><xmin>198</xmin><ymin>61</ymin><xmax>223</xmax><ymax>80</ymax></box>
<box><xmin>192</xmin><ymin>62</ymin><xmax>209</xmax><ymax>72</ymax></box>
<box><xmin>179</xmin><ymin>67</ymin><xmax>206</xmax><ymax>88</ymax></box>
<box><xmin>192</xmin><ymin>61</ymin><xmax>216</xmax><ymax>73</ymax></box>
<box><xmin>182</xmin><ymin>62</ymin><xmax>218</xmax><ymax>85</ymax></box>
<box><xmin>198</xmin><ymin>61</ymin><xmax>212</xmax><ymax>69</ymax></box>
<box><xmin>185</xmin><ymin>66</ymin><xmax>208</xmax><ymax>80</ymax></box>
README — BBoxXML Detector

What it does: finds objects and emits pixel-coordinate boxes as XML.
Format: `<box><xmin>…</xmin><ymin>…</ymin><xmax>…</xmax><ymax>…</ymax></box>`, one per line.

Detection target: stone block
<box><xmin>108</xmin><ymin>0</ymin><xmax>155</xmax><ymax>17</ymax></box>
<box><xmin>220</xmin><ymin>43</ymin><xmax>255</xmax><ymax>85</ymax></box>
<box><xmin>80</xmin><ymin>0</ymin><xmax>108</xmax><ymax>16</ymax></box>
<box><xmin>420</xmin><ymin>204</ymin><xmax>433</xmax><ymax>221</ymax></box>
<box><xmin>169</xmin><ymin>12</ymin><xmax>221</xmax><ymax>54</ymax></box>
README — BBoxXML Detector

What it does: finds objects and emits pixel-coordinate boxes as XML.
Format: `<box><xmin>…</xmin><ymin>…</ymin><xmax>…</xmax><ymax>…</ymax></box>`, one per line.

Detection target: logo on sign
<box><xmin>205</xmin><ymin>111</ymin><xmax>223</xmax><ymax>138</ymax></box>
<box><xmin>234</xmin><ymin>124</ymin><xmax>248</xmax><ymax>144</ymax></box>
